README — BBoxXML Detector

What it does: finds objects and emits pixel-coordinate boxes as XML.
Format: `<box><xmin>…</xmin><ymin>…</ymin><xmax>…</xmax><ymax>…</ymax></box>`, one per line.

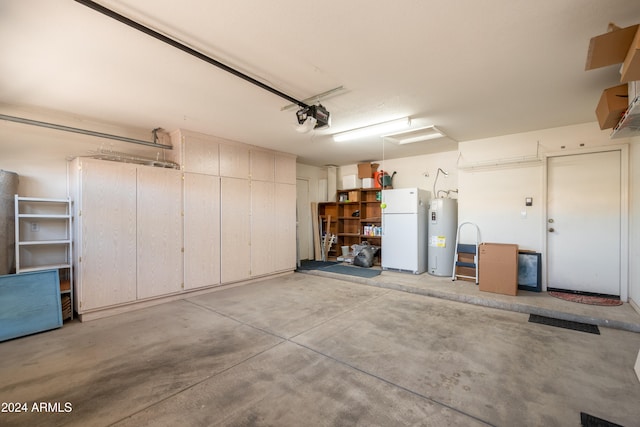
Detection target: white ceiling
<box><xmin>1</xmin><ymin>0</ymin><xmax>639</xmax><ymax>166</ymax></box>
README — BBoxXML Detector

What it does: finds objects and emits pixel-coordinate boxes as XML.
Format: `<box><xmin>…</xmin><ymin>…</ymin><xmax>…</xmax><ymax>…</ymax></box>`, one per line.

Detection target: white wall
<box><xmin>338</xmin><ymin>122</ymin><xmax>639</xmax><ymax>307</ymax></box>
<box><xmin>338</xmin><ymin>150</ymin><xmax>460</xmax><ymax>200</ymax></box>
<box><xmin>1</xmin><ymin>105</ymin><xmax>172</xmax><ymax>197</ymax></box>
<box><xmin>458</xmin><ymin>122</ymin><xmax>626</xmax><ymax>247</ymax></box>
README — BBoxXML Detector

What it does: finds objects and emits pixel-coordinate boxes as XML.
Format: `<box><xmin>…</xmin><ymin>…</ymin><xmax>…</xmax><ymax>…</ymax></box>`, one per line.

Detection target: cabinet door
<box><xmin>184</xmin><ymin>173</ymin><xmax>220</xmax><ymax>289</ymax></box>
<box><xmin>250</xmin><ymin>180</ymin><xmax>275</xmax><ymax>277</ymax></box>
<box><xmin>250</xmin><ymin>150</ymin><xmax>275</xmax><ymax>182</ymax></box>
<box><xmin>220</xmin><ymin>177</ymin><xmax>251</xmax><ymax>283</ymax></box>
<box><xmin>274</xmin><ymin>183</ymin><xmax>297</xmax><ymax>271</ymax></box>
<box><xmin>219</xmin><ymin>143</ymin><xmax>249</xmax><ymax>178</ymax></box>
<box><xmin>77</xmin><ymin>159</ymin><xmax>137</xmax><ymax>311</ymax></box>
<box><xmin>168</xmin><ymin>130</ymin><xmax>220</xmax><ymax>174</ymax></box>
<box><xmin>136</xmin><ymin>167</ymin><xmax>184</xmax><ymax>299</ymax></box>
<box><xmin>275</xmin><ymin>153</ymin><xmax>296</xmax><ymax>184</ymax></box>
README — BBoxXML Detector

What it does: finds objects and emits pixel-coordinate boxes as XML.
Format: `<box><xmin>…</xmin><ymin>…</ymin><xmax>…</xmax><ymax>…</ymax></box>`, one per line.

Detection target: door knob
<box><xmin>548</xmin><ymin>227</ymin><xmax>555</xmax><ymax>232</ymax></box>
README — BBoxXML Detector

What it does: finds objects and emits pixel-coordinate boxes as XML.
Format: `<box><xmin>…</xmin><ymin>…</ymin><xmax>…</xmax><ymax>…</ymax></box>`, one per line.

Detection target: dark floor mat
<box><xmin>529</xmin><ymin>314</ymin><xmax>600</xmax><ymax>335</ymax></box>
<box><xmin>320</xmin><ymin>264</ymin><xmax>381</xmax><ymax>278</ymax></box>
<box><xmin>580</xmin><ymin>412</ymin><xmax>623</xmax><ymax>427</ymax></box>
<box><xmin>296</xmin><ymin>260</ymin><xmax>338</xmax><ymax>271</ymax></box>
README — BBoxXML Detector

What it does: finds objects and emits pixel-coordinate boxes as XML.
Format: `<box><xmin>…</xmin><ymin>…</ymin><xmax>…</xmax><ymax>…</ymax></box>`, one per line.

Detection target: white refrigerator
<box><xmin>381</xmin><ymin>188</ymin><xmax>429</xmax><ymax>274</ymax></box>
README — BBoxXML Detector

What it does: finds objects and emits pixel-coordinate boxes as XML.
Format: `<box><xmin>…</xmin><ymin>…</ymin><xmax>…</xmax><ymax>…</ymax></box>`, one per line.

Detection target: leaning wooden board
<box><xmin>0</xmin><ymin>270</ymin><xmax>63</xmax><ymax>342</ymax></box>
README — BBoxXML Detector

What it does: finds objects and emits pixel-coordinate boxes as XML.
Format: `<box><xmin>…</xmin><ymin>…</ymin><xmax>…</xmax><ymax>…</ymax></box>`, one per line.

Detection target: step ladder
<box><xmin>451</xmin><ymin>222</ymin><xmax>481</xmax><ymax>284</ymax></box>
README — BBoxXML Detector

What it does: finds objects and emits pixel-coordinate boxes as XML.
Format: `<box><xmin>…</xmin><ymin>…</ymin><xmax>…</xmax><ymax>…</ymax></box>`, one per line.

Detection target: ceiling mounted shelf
<box><xmin>611</xmin><ymin>95</ymin><xmax>640</xmax><ymax>139</ymax></box>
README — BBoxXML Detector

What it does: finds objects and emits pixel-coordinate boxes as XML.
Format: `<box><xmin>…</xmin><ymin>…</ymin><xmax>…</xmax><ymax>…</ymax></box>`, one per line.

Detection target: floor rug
<box><xmin>548</xmin><ymin>291</ymin><xmax>623</xmax><ymax>307</ymax></box>
<box><xmin>529</xmin><ymin>314</ymin><xmax>600</xmax><ymax>335</ymax></box>
<box><xmin>296</xmin><ymin>260</ymin><xmax>338</xmax><ymax>271</ymax></box>
<box><xmin>320</xmin><ymin>264</ymin><xmax>382</xmax><ymax>278</ymax></box>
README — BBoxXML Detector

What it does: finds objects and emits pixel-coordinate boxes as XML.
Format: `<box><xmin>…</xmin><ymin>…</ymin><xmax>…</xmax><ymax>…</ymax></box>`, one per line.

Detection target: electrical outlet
<box><xmin>31</xmin><ymin>222</ymin><xmax>39</xmax><ymax>232</ymax></box>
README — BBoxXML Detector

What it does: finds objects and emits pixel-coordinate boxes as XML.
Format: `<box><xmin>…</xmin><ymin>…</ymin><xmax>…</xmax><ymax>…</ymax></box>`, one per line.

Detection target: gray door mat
<box><xmin>321</xmin><ymin>264</ymin><xmax>382</xmax><ymax>278</ymax></box>
<box><xmin>296</xmin><ymin>260</ymin><xmax>338</xmax><ymax>271</ymax></box>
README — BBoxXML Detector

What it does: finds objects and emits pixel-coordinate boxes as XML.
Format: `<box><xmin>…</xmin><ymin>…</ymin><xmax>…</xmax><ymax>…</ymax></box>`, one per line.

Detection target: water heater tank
<box><xmin>428</xmin><ymin>198</ymin><xmax>458</xmax><ymax>276</ymax></box>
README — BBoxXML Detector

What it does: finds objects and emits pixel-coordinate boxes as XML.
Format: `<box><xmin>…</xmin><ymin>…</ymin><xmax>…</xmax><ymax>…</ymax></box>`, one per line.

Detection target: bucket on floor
<box><xmin>341</xmin><ymin>246</ymin><xmax>350</xmax><ymax>257</ymax></box>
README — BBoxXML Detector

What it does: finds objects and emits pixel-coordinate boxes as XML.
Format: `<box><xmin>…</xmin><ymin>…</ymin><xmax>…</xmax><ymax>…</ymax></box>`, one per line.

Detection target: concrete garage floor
<box><xmin>1</xmin><ymin>272</ymin><xmax>640</xmax><ymax>427</ymax></box>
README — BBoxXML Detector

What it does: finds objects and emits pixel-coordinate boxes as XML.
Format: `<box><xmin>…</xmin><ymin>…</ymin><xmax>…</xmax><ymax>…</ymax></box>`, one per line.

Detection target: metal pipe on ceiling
<box><xmin>0</xmin><ymin>114</ymin><xmax>173</xmax><ymax>150</ymax></box>
<box><xmin>74</xmin><ymin>0</ymin><xmax>310</xmax><ymax>109</ymax></box>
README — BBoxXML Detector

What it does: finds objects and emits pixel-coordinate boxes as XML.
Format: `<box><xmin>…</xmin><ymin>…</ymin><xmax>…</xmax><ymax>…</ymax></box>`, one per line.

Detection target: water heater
<box><xmin>428</xmin><ymin>198</ymin><xmax>458</xmax><ymax>276</ymax></box>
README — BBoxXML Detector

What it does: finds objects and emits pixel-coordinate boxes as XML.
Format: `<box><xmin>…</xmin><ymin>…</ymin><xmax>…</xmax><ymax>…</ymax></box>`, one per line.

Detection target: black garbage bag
<box><xmin>353</xmin><ymin>242</ymin><xmax>379</xmax><ymax>268</ymax></box>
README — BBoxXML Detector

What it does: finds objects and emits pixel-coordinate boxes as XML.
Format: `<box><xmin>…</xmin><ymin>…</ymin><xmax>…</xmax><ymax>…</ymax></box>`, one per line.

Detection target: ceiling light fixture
<box><xmin>332</xmin><ymin>117</ymin><xmax>411</xmax><ymax>142</ymax></box>
<box><xmin>383</xmin><ymin>125</ymin><xmax>445</xmax><ymax>144</ymax></box>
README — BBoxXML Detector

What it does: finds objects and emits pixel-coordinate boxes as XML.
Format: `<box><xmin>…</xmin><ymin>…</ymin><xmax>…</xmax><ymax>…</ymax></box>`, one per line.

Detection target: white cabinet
<box><xmin>168</xmin><ymin>130</ymin><xmax>219</xmax><ymax>175</ymax></box>
<box><xmin>250</xmin><ymin>150</ymin><xmax>275</xmax><ymax>182</ymax></box>
<box><xmin>71</xmin><ymin>158</ymin><xmax>183</xmax><ymax>316</ymax></box>
<box><xmin>220</xmin><ymin>143</ymin><xmax>249</xmax><ymax>178</ymax></box>
<box><xmin>275</xmin><ymin>153</ymin><xmax>296</xmax><ymax>184</ymax></box>
<box><xmin>70</xmin><ymin>159</ymin><xmax>136</xmax><ymax>314</ymax></box>
<box><xmin>14</xmin><ymin>196</ymin><xmax>74</xmax><ymax>320</ymax></box>
<box><xmin>220</xmin><ymin>177</ymin><xmax>251</xmax><ymax>283</ymax></box>
<box><xmin>69</xmin><ymin>132</ymin><xmax>297</xmax><ymax>319</ymax></box>
<box><xmin>274</xmin><ymin>183</ymin><xmax>297</xmax><ymax>271</ymax></box>
<box><xmin>71</xmin><ymin>159</ymin><xmax>137</xmax><ymax>312</ymax></box>
<box><xmin>249</xmin><ymin>182</ymin><xmax>296</xmax><ymax>277</ymax></box>
<box><xmin>250</xmin><ymin>180</ymin><xmax>275</xmax><ymax>277</ymax></box>
<box><xmin>136</xmin><ymin>166</ymin><xmax>183</xmax><ymax>299</ymax></box>
<box><xmin>183</xmin><ymin>173</ymin><xmax>220</xmax><ymax>289</ymax></box>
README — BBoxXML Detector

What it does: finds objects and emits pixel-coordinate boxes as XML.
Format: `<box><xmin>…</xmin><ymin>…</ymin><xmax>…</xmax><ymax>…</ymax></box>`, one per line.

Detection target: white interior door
<box><xmin>547</xmin><ymin>150</ymin><xmax>621</xmax><ymax>295</ymax></box>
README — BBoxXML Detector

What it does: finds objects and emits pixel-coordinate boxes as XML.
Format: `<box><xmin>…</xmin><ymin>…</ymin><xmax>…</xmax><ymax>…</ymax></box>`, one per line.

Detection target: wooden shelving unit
<box><xmin>319</xmin><ymin>188</ymin><xmax>383</xmax><ymax>264</ymax></box>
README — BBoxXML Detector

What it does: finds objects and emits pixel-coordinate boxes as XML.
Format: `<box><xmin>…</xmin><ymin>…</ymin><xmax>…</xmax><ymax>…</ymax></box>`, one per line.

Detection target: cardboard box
<box><xmin>585</xmin><ymin>24</ymin><xmax>639</xmax><ymax>70</ymax></box>
<box><xmin>621</xmin><ymin>26</ymin><xmax>640</xmax><ymax>82</ymax></box>
<box><xmin>479</xmin><ymin>243</ymin><xmax>518</xmax><ymax>296</ymax></box>
<box><xmin>596</xmin><ymin>84</ymin><xmax>628</xmax><ymax>129</ymax></box>
<box><xmin>342</xmin><ymin>175</ymin><xmax>361</xmax><ymax>189</ymax></box>
<box><xmin>357</xmin><ymin>163</ymin><xmax>380</xmax><ymax>179</ymax></box>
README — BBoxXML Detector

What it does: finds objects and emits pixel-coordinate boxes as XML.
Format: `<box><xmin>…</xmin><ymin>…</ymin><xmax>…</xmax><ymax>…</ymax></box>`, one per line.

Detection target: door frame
<box><xmin>542</xmin><ymin>144</ymin><xmax>629</xmax><ymax>301</ymax></box>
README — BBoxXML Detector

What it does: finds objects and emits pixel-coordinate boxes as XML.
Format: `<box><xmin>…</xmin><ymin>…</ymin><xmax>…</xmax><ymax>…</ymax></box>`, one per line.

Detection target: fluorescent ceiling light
<box><xmin>332</xmin><ymin>117</ymin><xmax>410</xmax><ymax>142</ymax></box>
<box><xmin>383</xmin><ymin>125</ymin><xmax>445</xmax><ymax>144</ymax></box>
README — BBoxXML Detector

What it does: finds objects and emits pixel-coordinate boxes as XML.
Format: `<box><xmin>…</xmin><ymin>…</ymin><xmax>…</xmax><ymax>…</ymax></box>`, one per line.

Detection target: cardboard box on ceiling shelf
<box><xmin>357</xmin><ymin>163</ymin><xmax>380</xmax><ymax>179</ymax></box>
<box><xmin>478</xmin><ymin>243</ymin><xmax>519</xmax><ymax>296</ymax></box>
<box><xmin>585</xmin><ymin>23</ymin><xmax>639</xmax><ymax>70</ymax></box>
<box><xmin>596</xmin><ymin>83</ymin><xmax>629</xmax><ymax>130</ymax></box>
<box><xmin>621</xmin><ymin>26</ymin><xmax>640</xmax><ymax>83</ymax></box>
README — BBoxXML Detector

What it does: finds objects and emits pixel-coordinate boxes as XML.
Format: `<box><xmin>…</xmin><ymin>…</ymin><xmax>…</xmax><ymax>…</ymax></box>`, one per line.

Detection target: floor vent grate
<box><xmin>580</xmin><ymin>411</ymin><xmax>623</xmax><ymax>427</ymax></box>
<box><xmin>529</xmin><ymin>314</ymin><xmax>600</xmax><ymax>335</ymax></box>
